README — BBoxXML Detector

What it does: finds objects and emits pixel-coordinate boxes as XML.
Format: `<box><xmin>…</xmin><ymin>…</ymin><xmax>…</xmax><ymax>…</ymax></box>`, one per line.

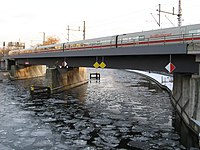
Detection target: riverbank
<box><xmin>127</xmin><ymin>69</ymin><xmax>200</xmax><ymax>148</ymax></box>
<box><xmin>127</xmin><ymin>70</ymin><xmax>173</xmax><ymax>91</ymax></box>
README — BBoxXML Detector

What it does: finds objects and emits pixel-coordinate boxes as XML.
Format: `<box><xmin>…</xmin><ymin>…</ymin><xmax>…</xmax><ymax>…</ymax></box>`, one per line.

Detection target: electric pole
<box><xmin>3</xmin><ymin>42</ymin><xmax>5</xmax><ymax>57</ymax></box>
<box><xmin>43</xmin><ymin>32</ymin><xmax>45</xmax><ymax>44</ymax></box>
<box><xmin>83</xmin><ymin>21</ymin><xmax>86</xmax><ymax>40</ymax></box>
<box><xmin>39</xmin><ymin>32</ymin><xmax>46</xmax><ymax>45</ymax></box>
<box><xmin>66</xmin><ymin>25</ymin><xmax>80</xmax><ymax>42</ymax></box>
<box><xmin>155</xmin><ymin>0</ymin><xmax>182</xmax><ymax>27</ymax></box>
<box><xmin>178</xmin><ymin>0</ymin><xmax>182</xmax><ymax>27</ymax></box>
<box><xmin>158</xmin><ymin>4</ymin><xmax>161</xmax><ymax>27</ymax></box>
<box><xmin>67</xmin><ymin>21</ymin><xmax>86</xmax><ymax>42</ymax></box>
<box><xmin>156</xmin><ymin>4</ymin><xmax>175</xmax><ymax>26</ymax></box>
<box><xmin>67</xmin><ymin>25</ymin><xmax>70</xmax><ymax>42</ymax></box>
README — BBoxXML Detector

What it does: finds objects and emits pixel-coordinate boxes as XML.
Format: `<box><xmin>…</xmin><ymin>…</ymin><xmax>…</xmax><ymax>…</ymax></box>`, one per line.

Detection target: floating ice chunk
<box><xmin>31</xmin><ymin>128</ymin><xmax>52</xmax><ymax>137</ymax></box>
<box><xmin>0</xmin><ymin>143</ymin><xmax>12</xmax><ymax>150</ymax></box>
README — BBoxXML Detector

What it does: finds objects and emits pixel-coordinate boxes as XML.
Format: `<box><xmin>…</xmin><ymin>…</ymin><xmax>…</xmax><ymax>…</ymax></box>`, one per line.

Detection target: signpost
<box><xmin>93</xmin><ymin>62</ymin><xmax>106</xmax><ymax>69</ymax></box>
<box><xmin>165</xmin><ymin>62</ymin><xmax>176</xmax><ymax>73</ymax></box>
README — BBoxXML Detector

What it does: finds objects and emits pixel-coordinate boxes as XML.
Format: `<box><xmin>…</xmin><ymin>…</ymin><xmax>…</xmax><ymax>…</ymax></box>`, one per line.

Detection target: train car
<box><xmin>116</xmin><ymin>24</ymin><xmax>200</xmax><ymax>47</ymax></box>
<box><xmin>61</xmin><ymin>23</ymin><xmax>200</xmax><ymax>49</ymax></box>
<box><xmin>8</xmin><ymin>49</ymin><xmax>21</xmax><ymax>55</ymax></box>
<box><xmin>8</xmin><ymin>24</ymin><xmax>200</xmax><ymax>56</ymax></box>
<box><xmin>35</xmin><ymin>43</ymin><xmax>63</xmax><ymax>53</ymax></box>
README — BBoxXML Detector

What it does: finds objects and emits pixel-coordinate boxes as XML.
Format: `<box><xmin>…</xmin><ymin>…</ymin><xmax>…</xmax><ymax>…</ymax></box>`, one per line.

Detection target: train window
<box><xmin>139</xmin><ymin>35</ymin><xmax>145</xmax><ymax>41</ymax></box>
<box><xmin>89</xmin><ymin>41</ymin><xmax>100</xmax><ymax>46</ymax></box>
<box><xmin>189</xmin><ymin>29</ymin><xmax>200</xmax><ymax>35</ymax></box>
<box><xmin>132</xmin><ymin>36</ymin><xmax>139</xmax><ymax>41</ymax></box>
<box><xmin>104</xmin><ymin>40</ymin><xmax>110</xmax><ymax>44</ymax></box>
<box><xmin>64</xmin><ymin>44</ymin><xmax>68</xmax><ymax>49</ymax></box>
<box><xmin>122</xmin><ymin>37</ymin><xmax>130</xmax><ymax>43</ymax></box>
<box><xmin>132</xmin><ymin>36</ymin><xmax>145</xmax><ymax>41</ymax></box>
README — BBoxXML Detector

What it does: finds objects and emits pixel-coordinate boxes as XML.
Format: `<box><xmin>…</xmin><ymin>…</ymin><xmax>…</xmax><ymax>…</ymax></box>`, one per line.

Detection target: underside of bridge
<box><xmin>13</xmin><ymin>54</ymin><xmax>199</xmax><ymax>74</ymax></box>
<box><xmin>6</xmin><ymin>42</ymin><xmax>200</xmax><ymax>146</ymax></box>
<box><xmin>9</xmin><ymin>43</ymin><xmax>199</xmax><ymax>73</ymax></box>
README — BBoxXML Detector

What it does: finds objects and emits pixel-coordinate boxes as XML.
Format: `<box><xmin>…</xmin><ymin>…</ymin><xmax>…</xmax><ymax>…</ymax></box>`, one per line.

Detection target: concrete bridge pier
<box><xmin>172</xmin><ymin>73</ymin><xmax>200</xmax><ymax>146</ymax></box>
<box><xmin>45</xmin><ymin>67</ymin><xmax>87</xmax><ymax>93</ymax></box>
<box><xmin>9</xmin><ymin>65</ymin><xmax>88</xmax><ymax>93</ymax></box>
<box><xmin>9</xmin><ymin>65</ymin><xmax>46</xmax><ymax>80</ymax></box>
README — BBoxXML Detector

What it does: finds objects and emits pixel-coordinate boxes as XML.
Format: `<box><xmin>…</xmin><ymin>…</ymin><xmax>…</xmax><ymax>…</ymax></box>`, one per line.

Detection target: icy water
<box><xmin>0</xmin><ymin>68</ymin><xmax>186</xmax><ymax>149</ymax></box>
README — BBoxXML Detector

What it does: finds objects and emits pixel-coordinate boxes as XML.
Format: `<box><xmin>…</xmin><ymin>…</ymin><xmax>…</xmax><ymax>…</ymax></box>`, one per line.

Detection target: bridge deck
<box><xmin>9</xmin><ymin>43</ymin><xmax>187</xmax><ymax>59</ymax></box>
<box><xmin>7</xmin><ymin>43</ymin><xmax>199</xmax><ymax>73</ymax></box>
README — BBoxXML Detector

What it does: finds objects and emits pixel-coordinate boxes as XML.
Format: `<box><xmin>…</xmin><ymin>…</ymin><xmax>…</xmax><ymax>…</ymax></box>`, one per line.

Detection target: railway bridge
<box><xmin>5</xmin><ymin>36</ymin><xmax>200</xmax><ymax>146</ymax></box>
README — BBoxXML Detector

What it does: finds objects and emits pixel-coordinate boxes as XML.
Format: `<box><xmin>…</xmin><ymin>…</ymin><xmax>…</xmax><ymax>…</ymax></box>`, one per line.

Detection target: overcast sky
<box><xmin>0</xmin><ymin>0</ymin><xmax>200</xmax><ymax>47</ymax></box>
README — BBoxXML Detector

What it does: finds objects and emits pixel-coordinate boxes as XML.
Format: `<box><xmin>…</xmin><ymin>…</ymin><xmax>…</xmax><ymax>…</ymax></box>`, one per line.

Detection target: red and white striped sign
<box><xmin>165</xmin><ymin>63</ymin><xmax>176</xmax><ymax>73</ymax></box>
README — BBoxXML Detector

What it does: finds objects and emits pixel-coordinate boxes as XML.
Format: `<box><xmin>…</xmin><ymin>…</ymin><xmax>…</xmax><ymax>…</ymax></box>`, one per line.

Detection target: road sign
<box><xmin>62</xmin><ymin>61</ymin><xmax>67</xmax><ymax>67</ymax></box>
<box><xmin>93</xmin><ymin>62</ymin><xmax>106</xmax><ymax>69</ymax></box>
<box><xmin>165</xmin><ymin>62</ymin><xmax>176</xmax><ymax>73</ymax></box>
<box><xmin>93</xmin><ymin>62</ymin><xmax>100</xmax><ymax>69</ymax></box>
<box><xmin>25</xmin><ymin>61</ymin><xmax>29</xmax><ymax>65</ymax></box>
<box><xmin>99</xmin><ymin>62</ymin><xmax>106</xmax><ymax>69</ymax></box>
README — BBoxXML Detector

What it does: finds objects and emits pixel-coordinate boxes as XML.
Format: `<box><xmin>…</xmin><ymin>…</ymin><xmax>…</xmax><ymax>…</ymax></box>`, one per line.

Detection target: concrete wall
<box><xmin>9</xmin><ymin>65</ymin><xmax>87</xmax><ymax>93</ymax></box>
<box><xmin>45</xmin><ymin>67</ymin><xmax>87</xmax><ymax>93</ymax></box>
<box><xmin>10</xmin><ymin>65</ymin><xmax>46</xmax><ymax>80</ymax></box>
<box><xmin>173</xmin><ymin>73</ymin><xmax>200</xmax><ymax>137</ymax></box>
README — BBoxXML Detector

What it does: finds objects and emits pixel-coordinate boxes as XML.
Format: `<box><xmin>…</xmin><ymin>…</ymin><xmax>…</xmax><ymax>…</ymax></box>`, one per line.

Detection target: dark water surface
<box><xmin>0</xmin><ymin>68</ymin><xmax>186</xmax><ymax>149</ymax></box>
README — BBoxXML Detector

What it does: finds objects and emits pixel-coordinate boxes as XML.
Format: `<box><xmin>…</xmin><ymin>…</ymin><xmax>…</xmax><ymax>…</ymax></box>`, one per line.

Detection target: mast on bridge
<box><xmin>177</xmin><ymin>0</ymin><xmax>182</xmax><ymax>27</ymax></box>
<box><xmin>154</xmin><ymin>0</ymin><xmax>182</xmax><ymax>27</ymax></box>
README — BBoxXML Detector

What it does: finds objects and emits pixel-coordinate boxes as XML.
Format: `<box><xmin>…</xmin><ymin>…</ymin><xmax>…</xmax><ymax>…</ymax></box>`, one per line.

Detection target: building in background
<box><xmin>0</xmin><ymin>41</ymin><xmax>25</xmax><ymax>70</ymax></box>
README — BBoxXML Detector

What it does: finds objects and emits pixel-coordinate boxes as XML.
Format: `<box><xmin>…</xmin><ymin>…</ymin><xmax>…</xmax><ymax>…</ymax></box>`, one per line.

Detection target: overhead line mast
<box><xmin>155</xmin><ymin>0</ymin><xmax>182</xmax><ymax>27</ymax></box>
<box><xmin>67</xmin><ymin>21</ymin><xmax>86</xmax><ymax>42</ymax></box>
<box><xmin>83</xmin><ymin>21</ymin><xmax>86</xmax><ymax>40</ymax></box>
<box><xmin>178</xmin><ymin>0</ymin><xmax>182</xmax><ymax>27</ymax></box>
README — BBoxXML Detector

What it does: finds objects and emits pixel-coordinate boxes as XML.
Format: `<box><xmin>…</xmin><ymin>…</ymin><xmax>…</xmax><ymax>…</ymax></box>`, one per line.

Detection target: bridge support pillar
<box><xmin>45</xmin><ymin>67</ymin><xmax>87</xmax><ymax>93</ymax></box>
<box><xmin>173</xmin><ymin>73</ymin><xmax>200</xmax><ymax>146</ymax></box>
<box><xmin>9</xmin><ymin>65</ymin><xmax>46</xmax><ymax>80</ymax></box>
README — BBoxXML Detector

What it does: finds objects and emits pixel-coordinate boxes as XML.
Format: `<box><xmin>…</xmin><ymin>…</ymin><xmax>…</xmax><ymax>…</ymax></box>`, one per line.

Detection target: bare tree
<box><xmin>43</xmin><ymin>36</ymin><xmax>60</xmax><ymax>45</ymax></box>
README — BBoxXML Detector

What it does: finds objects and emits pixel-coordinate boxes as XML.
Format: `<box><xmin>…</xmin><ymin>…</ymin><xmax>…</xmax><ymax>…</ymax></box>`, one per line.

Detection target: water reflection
<box><xmin>0</xmin><ymin>68</ymin><xmax>195</xmax><ymax>149</ymax></box>
<box><xmin>173</xmin><ymin>112</ymin><xmax>199</xmax><ymax>148</ymax></box>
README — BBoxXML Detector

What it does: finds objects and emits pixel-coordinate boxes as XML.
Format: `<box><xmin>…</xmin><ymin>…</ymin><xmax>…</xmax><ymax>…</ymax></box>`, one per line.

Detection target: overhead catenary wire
<box><xmin>54</xmin><ymin>1</ymin><xmax>177</xmax><ymax>42</ymax></box>
<box><xmin>87</xmin><ymin>0</ymin><xmax>177</xmax><ymax>29</ymax></box>
<box><xmin>86</xmin><ymin>3</ymin><xmax>178</xmax><ymax>33</ymax></box>
<box><xmin>56</xmin><ymin>1</ymin><xmax>181</xmax><ymax>43</ymax></box>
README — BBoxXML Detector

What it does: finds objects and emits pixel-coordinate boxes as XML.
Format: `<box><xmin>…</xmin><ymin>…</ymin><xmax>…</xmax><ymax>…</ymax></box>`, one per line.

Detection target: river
<box><xmin>0</xmin><ymin>68</ymin><xmax>196</xmax><ymax>149</ymax></box>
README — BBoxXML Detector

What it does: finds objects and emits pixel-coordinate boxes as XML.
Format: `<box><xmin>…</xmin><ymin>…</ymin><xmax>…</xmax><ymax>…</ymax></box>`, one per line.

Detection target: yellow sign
<box><xmin>93</xmin><ymin>62</ymin><xmax>106</xmax><ymax>69</ymax></box>
<box><xmin>100</xmin><ymin>62</ymin><xmax>106</xmax><ymax>68</ymax></box>
<box><xmin>93</xmin><ymin>62</ymin><xmax>100</xmax><ymax>68</ymax></box>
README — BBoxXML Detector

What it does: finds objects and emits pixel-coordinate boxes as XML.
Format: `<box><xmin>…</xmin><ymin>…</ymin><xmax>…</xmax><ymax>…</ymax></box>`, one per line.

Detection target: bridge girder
<box><xmin>9</xmin><ymin>43</ymin><xmax>200</xmax><ymax>73</ymax></box>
